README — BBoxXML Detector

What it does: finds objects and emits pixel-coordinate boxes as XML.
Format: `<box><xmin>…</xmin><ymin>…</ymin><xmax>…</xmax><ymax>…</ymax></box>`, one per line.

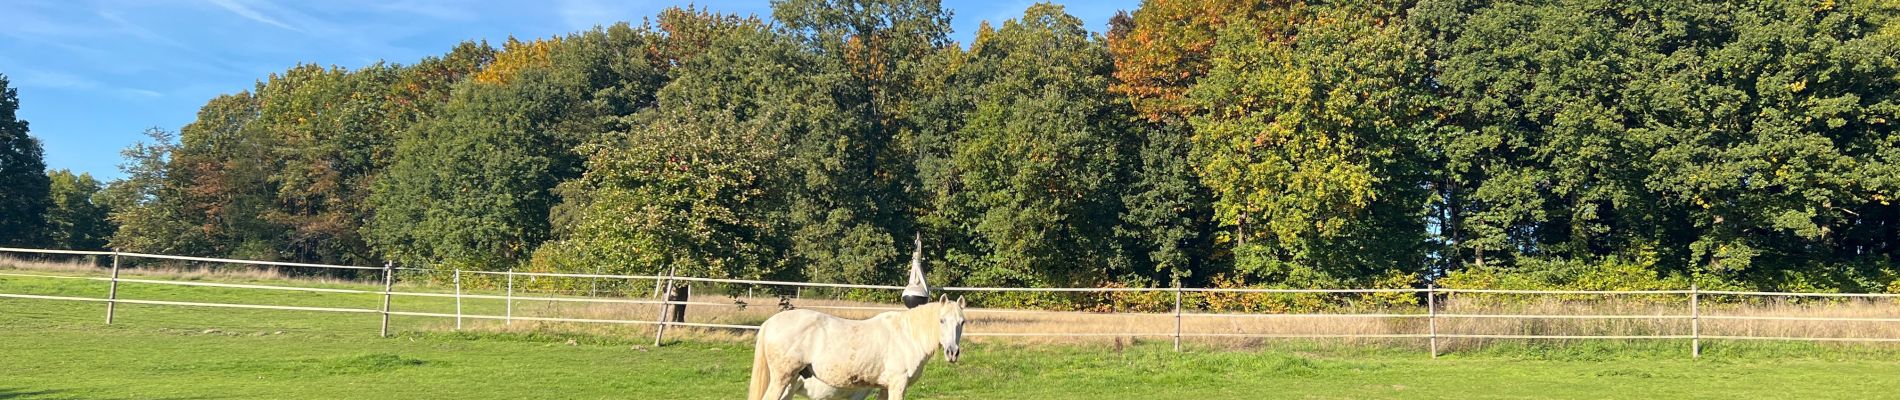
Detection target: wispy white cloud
<box><xmin>372</xmin><ymin>0</ymin><xmax>479</xmax><ymax>21</ymax></box>
<box><xmin>208</xmin><ymin>0</ymin><xmax>304</xmax><ymax>33</ymax></box>
<box><xmin>0</xmin><ymin>1</ymin><xmax>100</xmax><ymax>40</ymax></box>
<box><xmin>115</xmin><ymin>88</ymin><xmax>165</xmax><ymax>99</ymax></box>
<box><xmin>97</xmin><ymin>10</ymin><xmax>190</xmax><ymax>50</ymax></box>
<box><xmin>9</xmin><ymin>67</ymin><xmax>165</xmax><ymax>99</ymax></box>
<box><xmin>11</xmin><ymin>68</ymin><xmax>103</xmax><ymax>90</ymax></box>
<box><xmin>94</xmin><ymin>8</ymin><xmax>254</xmax><ymax>76</ymax></box>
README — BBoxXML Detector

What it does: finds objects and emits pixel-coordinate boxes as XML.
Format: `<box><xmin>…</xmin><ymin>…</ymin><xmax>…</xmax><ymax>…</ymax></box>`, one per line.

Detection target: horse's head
<box><xmin>937</xmin><ymin>295</ymin><xmax>967</xmax><ymax>363</ymax></box>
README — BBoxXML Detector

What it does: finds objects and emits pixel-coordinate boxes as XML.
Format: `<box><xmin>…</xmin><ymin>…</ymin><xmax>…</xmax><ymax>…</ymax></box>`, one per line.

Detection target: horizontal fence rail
<box><xmin>6</xmin><ymin>246</ymin><xmax>1900</xmax><ymax>358</ymax></box>
<box><xmin>1701</xmin><ymin>290</ymin><xmax>1900</xmax><ymax>298</ymax></box>
<box><xmin>0</xmin><ymin>292</ymin><xmax>379</xmax><ymax>314</ymax></box>
<box><xmin>1436</xmin><ymin>288</ymin><xmax>1694</xmax><ymax>295</ymax></box>
<box><xmin>0</xmin><ymin>246</ymin><xmax>381</xmax><ymax>270</ymax></box>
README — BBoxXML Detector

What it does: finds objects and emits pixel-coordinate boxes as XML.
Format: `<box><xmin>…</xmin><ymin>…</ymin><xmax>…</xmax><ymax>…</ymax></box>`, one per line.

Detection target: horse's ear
<box><xmin>958</xmin><ymin>296</ymin><xmax>965</xmax><ymax>307</ymax></box>
<box><xmin>939</xmin><ymin>294</ymin><xmax>949</xmax><ymax>303</ymax></box>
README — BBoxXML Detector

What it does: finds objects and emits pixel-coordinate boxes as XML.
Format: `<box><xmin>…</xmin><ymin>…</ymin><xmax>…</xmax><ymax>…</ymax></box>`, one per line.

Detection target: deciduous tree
<box><xmin>0</xmin><ymin>74</ymin><xmax>49</xmax><ymax>246</ymax></box>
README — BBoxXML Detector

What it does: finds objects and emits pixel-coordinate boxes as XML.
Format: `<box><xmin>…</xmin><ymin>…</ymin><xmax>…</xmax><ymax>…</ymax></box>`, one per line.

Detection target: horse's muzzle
<box><xmin>945</xmin><ymin>346</ymin><xmax>961</xmax><ymax>363</ymax></box>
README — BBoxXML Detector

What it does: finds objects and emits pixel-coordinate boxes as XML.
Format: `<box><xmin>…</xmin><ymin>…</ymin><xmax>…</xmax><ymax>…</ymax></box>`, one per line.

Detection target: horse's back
<box><xmin>761</xmin><ymin>309</ymin><xmax>833</xmax><ymax>329</ymax></box>
<box><xmin>757</xmin><ymin>309</ymin><xmax>844</xmax><ymax>352</ymax></box>
<box><xmin>760</xmin><ymin>309</ymin><xmax>833</xmax><ymax>340</ymax></box>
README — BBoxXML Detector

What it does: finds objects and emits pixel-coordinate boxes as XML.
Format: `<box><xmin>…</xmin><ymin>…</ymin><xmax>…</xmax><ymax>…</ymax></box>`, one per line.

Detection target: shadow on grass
<box><xmin>0</xmin><ymin>388</ymin><xmax>62</xmax><ymax>400</ymax></box>
<box><xmin>0</xmin><ymin>387</ymin><xmax>227</xmax><ymax>400</ymax></box>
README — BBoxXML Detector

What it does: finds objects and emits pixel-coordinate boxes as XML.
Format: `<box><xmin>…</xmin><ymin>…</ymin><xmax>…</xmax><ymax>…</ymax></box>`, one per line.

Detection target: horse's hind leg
<box><xmin>784</xmin><ymin>377</ymin><xmax>805</xmax><ymax>400</ymax></box>
<box><xmin>758</xmin><ymin>377</ymin><xmax>785</xmax><ymax>400</ymax></box>
<box><xmin>764</xmin><ymin>369</ymin><xmax>802</xmax><ymax>400</ymax></box>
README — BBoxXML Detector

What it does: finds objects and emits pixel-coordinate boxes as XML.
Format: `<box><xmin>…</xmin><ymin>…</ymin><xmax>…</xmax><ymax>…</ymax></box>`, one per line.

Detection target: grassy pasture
<box><xmin>5</xmin><ymin>263</ymin><xmax>1900</xmax><ymax>399</ymax></box>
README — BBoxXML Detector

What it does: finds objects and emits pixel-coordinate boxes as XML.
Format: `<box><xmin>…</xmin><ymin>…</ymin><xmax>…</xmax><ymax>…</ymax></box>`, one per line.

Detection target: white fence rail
<box><xmin>6</xmin><ymin>246</ymin><xmax>1900</xmax><ymax>358</ymax></box>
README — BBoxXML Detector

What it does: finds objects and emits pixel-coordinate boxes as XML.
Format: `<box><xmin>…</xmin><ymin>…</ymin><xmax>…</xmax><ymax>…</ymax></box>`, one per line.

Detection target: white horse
<box><xmin>747</xmin><ymin>296</ymin><xmax>967</xmax><ymax>400</ymax></box>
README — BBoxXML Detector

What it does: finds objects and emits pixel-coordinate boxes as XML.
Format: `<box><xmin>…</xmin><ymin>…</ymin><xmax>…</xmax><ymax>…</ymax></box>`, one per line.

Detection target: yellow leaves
<box><xmin>1789</xmin><ymin>79</ymin><xmax>1807</xmax><ymax>93</ymax></box>
<box><xmin>472</xmin><ymin>37</ymin><xmax>563</xmax><ymax>85</ymax></box>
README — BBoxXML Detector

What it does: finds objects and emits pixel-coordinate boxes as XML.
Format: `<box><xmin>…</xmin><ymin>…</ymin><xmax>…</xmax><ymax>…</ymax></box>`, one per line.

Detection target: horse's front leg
<box><xmin>882</xmin><ymin>381</ymin><xmax>907</xmax><ymax>400</ymax></box>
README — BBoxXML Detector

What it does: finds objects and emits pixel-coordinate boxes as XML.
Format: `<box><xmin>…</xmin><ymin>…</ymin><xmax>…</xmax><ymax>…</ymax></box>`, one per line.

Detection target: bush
<box><xmin>1437</xmin><ymin>256</ymin><xmax>1689</xmax><ymax>292</ymax></box>
<box><xmin>1198</xmin><ymin>271</ymin><xmax>1417</xmax><ymax>314</ymax></box>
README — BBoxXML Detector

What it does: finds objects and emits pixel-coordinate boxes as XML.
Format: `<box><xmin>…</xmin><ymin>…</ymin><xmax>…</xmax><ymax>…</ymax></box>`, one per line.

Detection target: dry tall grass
<box><xmin>7</xmin><ymin>255</ymin><xmax>1899</xmax><ymax>352</ymax></box>
<box><xmin>0</xmin><ymin>255</ymin><xmax>380</xmax><ymax>287</ymax></box>
<box><xmin>0</xmin><ymin>255</ymin><xmax>103</xmax><ymax>274</ymax></box>
<box><xmin>428</xmin><ymin>285</ymin><xmax>1900</xmax><ymax>353</ymax></box>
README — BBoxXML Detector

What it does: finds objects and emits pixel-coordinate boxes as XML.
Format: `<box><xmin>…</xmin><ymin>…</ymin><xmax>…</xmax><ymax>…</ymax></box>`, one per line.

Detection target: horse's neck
<box><xmin>887</xmin><ymin>305</ymin><xmax>942</xmax><ymax>363</ymax></box>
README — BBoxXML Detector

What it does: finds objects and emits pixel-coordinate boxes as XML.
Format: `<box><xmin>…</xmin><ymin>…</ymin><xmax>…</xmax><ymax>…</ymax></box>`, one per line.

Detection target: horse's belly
<box><xmin>799</xmin><ymin>376</ymin><xmax>875</xmax><ymax>400</ymax></box>
<box><xmin>811</xmin><ymin>362</ymin><xmax>882</xmax><ymax>388</ymax></box>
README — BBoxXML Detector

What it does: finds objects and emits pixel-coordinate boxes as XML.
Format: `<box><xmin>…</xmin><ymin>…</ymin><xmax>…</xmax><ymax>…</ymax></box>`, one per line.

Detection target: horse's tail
<box><xmin>746</xmin><ymin>338</ymin><xmax>771</xmax><ymax>400</ymax></box>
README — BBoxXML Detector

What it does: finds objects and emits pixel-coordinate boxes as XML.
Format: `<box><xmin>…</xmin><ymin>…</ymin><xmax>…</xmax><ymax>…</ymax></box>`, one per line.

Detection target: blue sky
<box><xmin>0</xmin><ymin>0</ymin><xmax>1136</xmax><ymax>181</ymax></box>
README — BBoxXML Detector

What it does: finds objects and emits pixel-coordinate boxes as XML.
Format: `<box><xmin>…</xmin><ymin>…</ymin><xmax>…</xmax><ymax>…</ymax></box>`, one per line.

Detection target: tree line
<box><xmin>1</xmin><ymin>0</ymin><xmax>1896</xmax><ymax>295</ymax></box>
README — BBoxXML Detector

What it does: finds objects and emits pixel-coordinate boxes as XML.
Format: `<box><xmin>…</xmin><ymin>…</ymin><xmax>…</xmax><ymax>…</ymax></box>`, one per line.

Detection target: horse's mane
<box><xmin>891</xmin><ymin>302</ymin><xmax>955</xmax><ymax>353</ymax></box>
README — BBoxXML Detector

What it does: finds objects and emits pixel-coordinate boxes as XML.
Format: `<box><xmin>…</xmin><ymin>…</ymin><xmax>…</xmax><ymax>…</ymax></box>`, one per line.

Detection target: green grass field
<box><xmin>6</xmin><ymin>268</ymin><xmax>1900</xmax><ymax>399</ymax></box>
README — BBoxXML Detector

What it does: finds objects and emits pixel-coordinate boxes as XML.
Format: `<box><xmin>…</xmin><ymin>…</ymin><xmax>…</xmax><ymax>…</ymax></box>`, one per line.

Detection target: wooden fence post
<box><xmin>1691</xmin><ymin>284</ymin><xmax>1700</xmax><ymax>359</ymax></box>
<box><xmin>379</xmin><ymin>261</ymin><xmax>393</xmax><ymax>338</ymax></box>
<box><xmin>1428</xmin><ymin>284</ymin><xmax>1438</xmax><ymax>359</ymax></box>
<box><xmin>654</xmin><ymin>267</ymin><xmax>676</xmax><ymax>347</ymax></box>
<box><xmin>454</xmin><ymin>269</ymin><xmax>463</xmax><ymax>330</ymax></box>
<box><xmin>1173</xmin><ymin>281</ymin><xmax>1183</xmax><ymax>352</ymax></box>
<box><xmin>105</xmin><ymin>249</ymin><xmax>121</xmax><ymax>324</ymax></box>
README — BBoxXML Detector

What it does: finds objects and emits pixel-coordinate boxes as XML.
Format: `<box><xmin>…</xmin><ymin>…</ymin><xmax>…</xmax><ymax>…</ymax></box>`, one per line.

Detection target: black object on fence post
<box><xmin>380</xmin><ymin>261</ymin><xmax>393</xmax><ymax>338</ymax></box>
<box><xmin>667</xmin><ymin>285</ymin><xmax>689</xmax><ymax>323</ymax></box>
<box><xmin>1428</xmin><ymin>284</ymin><xmax>1438</xmax><ymax>359</ymax></box>
<box><xmin>1691</xmin><ymin>283</ymin><xmax>1700</xmax><ymax>359</ymax></box>
<box><xmin>105</xmin><ymin>248</ymin><xmax>121</xmax><ymax>324</ymax></box>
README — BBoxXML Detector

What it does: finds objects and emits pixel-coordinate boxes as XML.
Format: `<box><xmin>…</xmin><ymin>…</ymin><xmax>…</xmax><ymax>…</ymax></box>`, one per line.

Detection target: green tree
<box><xmin>165</xmin><ymin>90</ymin><xmax>280</xmax><ymax>260</ymax></box>
<box><xmin>0</xmin><ymin>74</ymin><xmax>50</xmax><ymax>246</ymax></box>
<box><xmin>103</xmin><ymin>41</ymin><xmax>497</xmax><ymax>267</ymax></box>
<box><xmin>1106</xmin><ymin>11</ymin><xmax>1221</xmax><ymax>285</ymax></box>
<box><xmin>96</xmin><ymin>128</ymin><xmax>206</xmax><ymax>254</ymax></box>
<box><xmin>533</xmin><ymin>11</ymin><xmax>809</xmax><ymax>280</ymax></box>
<box><xmin>1106</xmin><ymin>0</ymin><xmax>1292</xmax><ymax>123</ymax></box>
<box><xmin>926</xmin><ymin>4</ymin><xmax>1135</xmax><ymax>287</ymax></box>
<box><xmin>773</xmin><ymin>0</ymin><xmax>956</xmax><ymax>284</ymax></box>
<box><xmin>1118</xmin><ymin>122</ymin><xmax>1218</xmax><ymax>284</ymax></box>
<box><xmin>1637</xmin><ymin>0</ymin><xmax>1900</xmax><ymax>288</ymax></box>
<box><xmin>256</xmin><ymin>64</ymin><xmax>405</xmax><ymax>265</ymax></box>
<box><xmin>1415</xmin><ymin>0</ymin><xmax>1900</xmax><ymax>290</ymax></box>
<box><xmin>371</xmin><ymin>24</ymin><xmax>665</xmax><ymax>270</ymax></box>
<box><xmin>367</xmin><ymin>77</ymin><xmax>572</xmax><ymax>270</ymax></box>
<box><xmin>1187</xmin><ymin>2</ymin><xmax>1431</xmax><ymax>286</ymax></box>
<box><xmin>43</xmin><ymin>169</ymin><xmax>111</xmax><ymax>250</ymax></box>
